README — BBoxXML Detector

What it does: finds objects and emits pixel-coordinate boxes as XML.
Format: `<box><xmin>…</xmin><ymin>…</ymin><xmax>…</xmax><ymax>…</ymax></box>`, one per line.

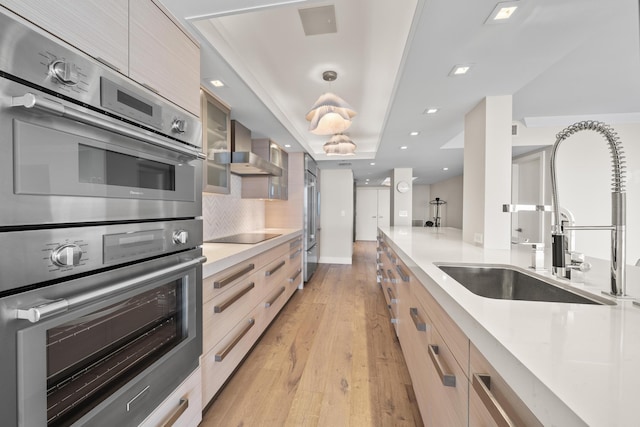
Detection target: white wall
<box><xmin>462</xmin><ymin>96</ymin><xmax>512</xmax><ymax>249</ymax></box>
<box><xmin>513</xmin><ymin>122</ymin><xmax>640</xmax><ymax>263</ymax></box>
<box><xmin>412</xmin><ymin>184</ymin><xmax>431</xmax><ymax>224</ymax></box>
<box><xmin>430</xmin><ymin>175</ymin><xmax>464</xmax><ymax>229</ymax></box>
<box><xmin>390</xmin><ymin>168</ymin><xmax>413</xmax><ymax>226</ymax></box>
<box><xmin>319</xmin><ymin>169</ymin><xmax>354</xmax><ymax>264</ymax></box>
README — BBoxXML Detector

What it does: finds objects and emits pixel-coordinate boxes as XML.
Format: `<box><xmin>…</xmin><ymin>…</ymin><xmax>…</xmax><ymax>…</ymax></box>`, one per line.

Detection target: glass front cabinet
<box><xmin>201</xmin><ymin>88</ymin><xmax>231</xmax><ymax>194</ymax></box>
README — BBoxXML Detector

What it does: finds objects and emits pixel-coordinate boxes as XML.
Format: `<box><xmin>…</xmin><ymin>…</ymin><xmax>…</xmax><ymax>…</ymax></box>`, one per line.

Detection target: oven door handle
<box><xmin>16</xmin><ymin>256</ymin><xmax>207</xmax><ymax>323</ymax></box>
<box><xmin>11</xmin><ymin>93</ymin><xmax>205</xmax><ymax>160</ymax></box>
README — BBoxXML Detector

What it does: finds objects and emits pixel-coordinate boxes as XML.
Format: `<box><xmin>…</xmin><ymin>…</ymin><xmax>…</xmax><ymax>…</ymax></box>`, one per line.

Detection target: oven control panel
<box><xmin>0</xmin><ymin>219</ymin><xmax>202</xmax><ymax>295</ymax></box>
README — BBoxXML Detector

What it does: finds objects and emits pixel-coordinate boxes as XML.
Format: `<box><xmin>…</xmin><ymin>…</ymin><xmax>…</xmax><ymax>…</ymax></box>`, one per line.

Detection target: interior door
<box><xmin>377</xmin><ymin>188</ymin><xmax>390</xmax><ymax>228</ymax></box>
<box><xmin>356</xmin><ymin>188</ymin><xmax>379</xmax><ymax>241</ymax></box>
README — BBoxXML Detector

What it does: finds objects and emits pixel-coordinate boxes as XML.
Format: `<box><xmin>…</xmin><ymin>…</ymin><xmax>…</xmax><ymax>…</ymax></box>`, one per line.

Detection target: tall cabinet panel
<box><xmin>129</xmin><ymin>0</ymin><xmax>200</xmax><ymax>116</ymax></box>
<box><xmin>201</xmin><ymin>88</ymin><xmax>231</xmax><ymax>194</ymax></box>
<box><xmin>0</xmin><ymin>0</ymin><xmax>128</xmax><ymax>73</ymax></box>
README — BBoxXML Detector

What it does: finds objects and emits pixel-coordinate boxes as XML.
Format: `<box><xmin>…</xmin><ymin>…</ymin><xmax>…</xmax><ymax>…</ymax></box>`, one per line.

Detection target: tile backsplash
<box><xmin>202</xmin><ymin>174</ymin><xmax>265</xmax><ymax>240</ymax></box>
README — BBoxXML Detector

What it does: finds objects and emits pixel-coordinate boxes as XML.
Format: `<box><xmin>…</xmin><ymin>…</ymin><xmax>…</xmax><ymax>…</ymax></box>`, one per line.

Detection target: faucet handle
<box><xmin>569</xmin><ymin>251</ymin><xmax>592</xmax><ymax>272</ymax></box>
<box><xmin>520</xmin><ymin>242</ymin><xmax>546</xmax><ymax>271</ymax></box>
<box><xmin>502</xmin><ymin>204</ymin><xmax>552</xmax><ymax>213</ymax></box>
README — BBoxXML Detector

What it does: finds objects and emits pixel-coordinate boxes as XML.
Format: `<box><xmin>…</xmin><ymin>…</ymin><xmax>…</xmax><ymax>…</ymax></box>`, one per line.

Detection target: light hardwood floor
<box><xmin>200</xmin><ymin>241</ymin><xmax>424</xmax><ymax>426</ymax></box>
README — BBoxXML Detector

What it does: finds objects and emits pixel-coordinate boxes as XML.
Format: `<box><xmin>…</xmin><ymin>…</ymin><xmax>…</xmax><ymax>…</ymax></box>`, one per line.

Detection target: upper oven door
<box><xmin>0</xmin><ymin>78</ymin><xmax>202</xmax><ymax>227</ymax></box>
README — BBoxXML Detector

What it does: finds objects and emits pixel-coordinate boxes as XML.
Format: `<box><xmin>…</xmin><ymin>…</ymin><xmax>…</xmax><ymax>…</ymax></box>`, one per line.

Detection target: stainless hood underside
<box><xmin>214</xmin><ymin>151</ymin><xmax>282</xmax><ymax>176</ymax></box>
<box><xmin>215</xmin><ymin>119</ymin><xmax>282</xmax><ymax>176</ymax></box>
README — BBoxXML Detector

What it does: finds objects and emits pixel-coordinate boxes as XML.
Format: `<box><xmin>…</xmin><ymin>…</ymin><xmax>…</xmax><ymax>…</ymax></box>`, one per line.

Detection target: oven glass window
<box><xmin>78</xmin><ymin>144</ymin><xmax>176</xmax><ymax>191</ymax></box>
<box><xmin>46</xmin><ymin>281</ymin><xmax>184</xmax><ymax>426</ymax></box>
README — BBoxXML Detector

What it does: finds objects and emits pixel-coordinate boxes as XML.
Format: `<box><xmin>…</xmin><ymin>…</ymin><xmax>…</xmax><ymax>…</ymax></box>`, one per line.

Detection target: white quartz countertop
<box><xmin>378</xmin><ymin>226</ymin><xmax>640</xmax><ymax>427</ymax></box>
<box><xmin>201</xmin><ymin>228</ymin><xmax>302</xmax><ymax>278</ymax></box>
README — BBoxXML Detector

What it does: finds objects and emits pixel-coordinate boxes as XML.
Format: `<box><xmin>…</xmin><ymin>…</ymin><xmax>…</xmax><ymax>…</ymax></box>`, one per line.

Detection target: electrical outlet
<box><xmin>474</xmin><ymin>233</ymin><xmax>483</xmax><ymax>244</ymax></box>
<box><xmin>399</xmin><ymin>210</ymin><xmax>408</xmax><ymax>217</ymax></box>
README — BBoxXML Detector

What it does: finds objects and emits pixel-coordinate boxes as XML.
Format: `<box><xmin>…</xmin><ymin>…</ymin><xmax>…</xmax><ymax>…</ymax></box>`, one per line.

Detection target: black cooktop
<box><xmin>205</xmin><ymin>233</ymin><xmax>281</xmax><ymax>244</ymax></box>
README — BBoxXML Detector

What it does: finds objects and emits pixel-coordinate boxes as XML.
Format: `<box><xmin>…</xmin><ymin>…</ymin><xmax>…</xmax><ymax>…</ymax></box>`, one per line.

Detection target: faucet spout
<box><xmin>549</xmin><ymin>121</ymin><xmax>627</xmax><ymax>296</ymax></box>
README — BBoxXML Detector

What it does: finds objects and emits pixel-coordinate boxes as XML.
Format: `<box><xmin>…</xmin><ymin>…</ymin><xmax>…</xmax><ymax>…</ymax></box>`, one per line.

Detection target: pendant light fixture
<box><xmin>306</xmin><ymin>71</ymin><xmax>357</xmax><ymax>135</ymax></box>
<box><xmin>323</xmin><ymin>133</ymin><xmax>356</xmax><ymax>155</ymax></box>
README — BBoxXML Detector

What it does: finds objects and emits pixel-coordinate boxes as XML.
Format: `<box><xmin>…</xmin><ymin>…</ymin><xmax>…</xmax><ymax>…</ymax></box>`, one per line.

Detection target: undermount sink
<box><xmin>436</xmin><ymin>264</ymin><xmax>615</xmax><ymax>305</ymax></box>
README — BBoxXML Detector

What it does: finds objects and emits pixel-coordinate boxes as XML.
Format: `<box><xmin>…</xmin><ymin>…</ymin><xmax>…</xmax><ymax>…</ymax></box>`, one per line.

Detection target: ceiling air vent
<box><xmin>298</xmin><ymin>5</ymin><xmax>337</xmax><ymax>36</ymax></box>
<box><xmin>337</xmin><ymin>162</ymin><xmax>352</xmax><ymax>166</ymax></box>
<box><xmin>511</xmin><ymin>123</ymin><xmax>519</xmax><ymax>136</ymax></box>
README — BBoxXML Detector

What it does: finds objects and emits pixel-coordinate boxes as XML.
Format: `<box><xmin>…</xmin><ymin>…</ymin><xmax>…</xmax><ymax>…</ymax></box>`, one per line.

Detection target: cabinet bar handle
<box><xmin>265</xmin><ymin>286</ymin><xmax>286</xmax><ymax>308</ymax></box>
<box><xmin>215</xmin><ymin>318</ymin><xmax>255</xmax><ymax>362</ymax></box>
<box><xmin>396</xmin><ymin>265</ymin><xmax>410</xmax><ymax>282</ymax></box>
<box><xmin>410</xmin><ymin>307</ymin><xmax>426</xmax><ymax>331</ymax></box>
<box><xmin>214</xmin><ymin>264</ymin><xmax>254</xmax><ymax>289</ymax></box>
<box><xmin>290</xmin><ymin>238</ymin><xmax>302</xmax><ymax>248</ymax></box>
<box><xmin>386</xmin><ymin>269</ymin><xmax>398</xmax><ymax>284</ymax></box>
<box><xmin>472</xmin><ymin>374</ymin><xmax>515</xmax><ymax>427</ymax></box>
<box><xmin>386</xmin><ymin>287</ymin><xmax>398</xmax><ymax>304</ymax></box>
<box><xmin>161</xmin><ymin>398</ymin><xmax>189</xmax><ymax>427</ymax></box>
<box><xmin>214</xmin><ymin>282</ymin><xmax>255</xmax><ymax>313</ymax></box>
<box><xmin>265</xmin><ymin>260</ymin><xmax>286</xmax><ymax>276</ymax></box>
<box><xmin>387</xmin><ymin>305</ymin><xmax>398</xmax><ymax>324</ymax></box>
<box><xmin>95</xmin><ymin>56</ymin><xmax>121</xmax><ymax>72</ymax></box>
<box><xmin>140</xmin><ymin>82</ymin><xmax>160</xmax><ymax>94</ymax></box>
<box><xmin>290</xmin><ymin>248</ymin><xmax>302</xmax><ymax>260</ymax></box>
<box><xmin>428</xmin><ymin>345</ymin><xmax>456</xmax><ymax>387</ymax></box>
<box><xmin>289</xmin><ymin>268</ymin><xmax>302</xmax><ymax>283</ymax></box>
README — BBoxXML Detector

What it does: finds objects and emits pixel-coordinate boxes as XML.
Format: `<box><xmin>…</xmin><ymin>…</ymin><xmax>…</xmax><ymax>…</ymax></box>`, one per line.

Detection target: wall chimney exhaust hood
<box><xmin>214</xmin><ymin>120</ymin><xmax>283</xmax><ymax>176</ymax></box>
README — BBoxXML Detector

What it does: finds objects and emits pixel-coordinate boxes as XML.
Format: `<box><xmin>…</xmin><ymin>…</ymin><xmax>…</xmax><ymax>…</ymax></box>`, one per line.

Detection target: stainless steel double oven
<box><xmin>0</xmin><ymin>8</ymin><xmax>204</xmax><ymax>427</ymax></box>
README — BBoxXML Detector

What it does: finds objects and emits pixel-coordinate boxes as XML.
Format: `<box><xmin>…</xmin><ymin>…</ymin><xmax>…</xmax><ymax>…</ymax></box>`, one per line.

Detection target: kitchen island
<box><xmin>379</xmin><ymin>225</ymin><xmax>640</xmax><ymax>427</ymax></box>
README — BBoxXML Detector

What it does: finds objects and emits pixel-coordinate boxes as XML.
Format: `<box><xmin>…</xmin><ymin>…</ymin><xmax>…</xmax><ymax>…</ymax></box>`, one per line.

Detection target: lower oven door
<box><xmin>6</xmin><ymin>249</ymin><xmax>203</xmax><ymax>427</ymax></box>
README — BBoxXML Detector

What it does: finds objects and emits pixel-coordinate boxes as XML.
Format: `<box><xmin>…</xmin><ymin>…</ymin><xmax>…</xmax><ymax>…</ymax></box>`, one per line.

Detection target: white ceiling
<box><xmin>160</xmin><ymin>0</ymin><xmax>640</xmax><ymax>186</ymax></box>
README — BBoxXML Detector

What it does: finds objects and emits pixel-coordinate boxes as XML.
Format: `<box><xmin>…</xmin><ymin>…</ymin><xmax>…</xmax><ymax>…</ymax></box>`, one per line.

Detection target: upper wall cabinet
<box><xmin>202</xmin><ymin>88</ymin><xmax>231</xmax><ymax>194</ymax></box>
<box><xmin>129</xmin><ymin>1</ymin><xmax>200</xmax><ymax>116</ymax></box>
<box><xmin>0</xmin><ymin>0</ymin><xmax>200</xmax><ymax>117</ymax></box>
<box><xmin>0</xmin><ymin>0</ymin><xmax>128</xmax><ymax>73</ymax></box>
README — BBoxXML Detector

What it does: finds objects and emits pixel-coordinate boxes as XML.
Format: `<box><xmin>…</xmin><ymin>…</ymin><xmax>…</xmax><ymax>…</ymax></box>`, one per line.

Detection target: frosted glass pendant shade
<box><xmin>305</xmin><ymin>92</ymin><xmax>357</xmax><ymax>121</ymax></box>
<box><xmin>323</xmin><ymin>133</ymin><xmax>356</xmax><ymax>155</ymax></box>
<box><xmin>308</xmin><ymin>105</ymin><xmax>352</xmax><ymax>135</ymax></box>
<box><xmin>306</xmin><ymin>92</ymin><xmax>357</xmax><ymax>135</ymax></box>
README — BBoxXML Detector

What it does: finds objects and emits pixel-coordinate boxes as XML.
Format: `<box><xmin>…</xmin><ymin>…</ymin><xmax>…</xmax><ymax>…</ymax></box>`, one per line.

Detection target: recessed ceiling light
<box><xmin>400</xmin><ymin>146</ymin><xmax>408</xmax><ymax>150</ymax></box>
<box><xmin>443</xmin><ymin>167</ymin><xmax>449</xmax><ymax>171</ymax></box>
<box><xmin>425</xmin><ymin>108</ymin><xmax>439</xmax><ymax>114</ymax></box>
<box><xmin>449</xmin><ymin>65</ymin><xmax>471</xmax><ymax>76</ymax></box>
<box><xmin>210</xmin><ymin>79</ymin><xmax>225</xmax><ymax>87</ymax></box>
<box><xmin>410</xmin><ymin>131</ymin><xmax>420</xmax><ymax>136</ymax></box>
<box><xmin>284</xmin><ymin>144</ymin><xmax>291</xmax><ymax>148</ymax></box>
<box><xmin>370</xmin><ymin>162</ymin><xmax>376</xmax><ymax>166</ymax></box>
<box><xmin>366</xmin><ymin>178</ymin><xmax>370</xmax><ymax>181</ymax></box>
<box><xmin>485</xmin><ymin>2</ymin><xmax>519</xmax><ymax>23</ymax></box>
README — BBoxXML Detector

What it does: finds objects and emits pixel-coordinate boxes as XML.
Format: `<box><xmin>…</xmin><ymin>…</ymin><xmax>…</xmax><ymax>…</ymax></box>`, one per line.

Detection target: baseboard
<box><xmin>318</xmin><ymin>256</ymin><xmax>352</xmax><ymax>265</ymax></box>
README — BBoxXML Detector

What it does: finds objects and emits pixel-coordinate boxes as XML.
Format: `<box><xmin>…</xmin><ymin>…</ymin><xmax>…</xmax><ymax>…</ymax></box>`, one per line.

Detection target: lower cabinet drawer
<box><xmin>139</xmin><ymin>366</ymin><xmax>202</xmax><ymax>427</ymax></box>
<box><xmin>424</xmin><ymin>327</ymin><xmax>468</xmax><ymax>427</ymax></box>
<box><xmin>201</xmin><ymin>305</ymin><xmax>262</xmax><ymax>407</ymax></box>
<box><xmin>469</xmin><ymin>342</ymin><xmax>542</xmax><ymax>427</ymax></box>
<box><xmin>202</xmin><ymin>278</ymin><xmax>261</xmax><ymax>354</ymax></box>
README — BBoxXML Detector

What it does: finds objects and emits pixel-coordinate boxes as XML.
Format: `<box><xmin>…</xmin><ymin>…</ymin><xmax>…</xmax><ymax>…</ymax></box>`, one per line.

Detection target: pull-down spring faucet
<box><xmin>550</xmin><ymin>121</ymin><xmax>627</xmax><ymax>297</ymax></box>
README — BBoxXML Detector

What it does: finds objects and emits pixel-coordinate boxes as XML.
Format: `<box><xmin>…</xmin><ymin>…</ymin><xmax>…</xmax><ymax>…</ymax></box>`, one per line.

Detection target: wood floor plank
<box><xmin>201</xmin><ymin>242</ymin><xmax>423</xmax><ymax>426</ymax></box>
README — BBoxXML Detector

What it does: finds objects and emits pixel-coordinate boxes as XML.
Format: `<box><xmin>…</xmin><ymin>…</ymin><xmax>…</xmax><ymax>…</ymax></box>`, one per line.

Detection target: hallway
<box><xmin>201</xmin><ymin>241</ymin><xmax>423</xmax><ymax>426</ymax></box>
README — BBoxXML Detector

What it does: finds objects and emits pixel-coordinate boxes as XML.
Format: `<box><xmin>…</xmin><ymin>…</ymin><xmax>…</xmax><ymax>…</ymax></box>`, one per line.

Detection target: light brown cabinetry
<box><xmin>201</xmin><ymin>236</ymin><xmax>303</xmax><ymax>408</ymax></box>
<box><xmin>378</xmin><ymin>233</ymin><xmax>542</xmax><ymax>427</ymax></box>
<box><xmin>201</xmin><ymin>88</ymin><xmax>231</xmax><ymax>194</ymax></box>
<box><xmin>469</xmin><ymin>342</ymin><xmax>542</xmax><ymax>427</ymax></box>
<box><xmin>129</xmin><ymin>0</ymin><xmax>200</xmax><ymax>115</ymax></box>
<box><xmin>0</xmin><ymin>0</ymin><xmax>128</xmax><ymax>72</ymax></box>
<box><xmin>1</xmin><ymin>0</ymin><xmax>200</xmax><ymax>116</ymax></box>
<box><xmin>139</xmin><ymin>366</ymin><xmax>202</xmax><ymax>427</ymax></box>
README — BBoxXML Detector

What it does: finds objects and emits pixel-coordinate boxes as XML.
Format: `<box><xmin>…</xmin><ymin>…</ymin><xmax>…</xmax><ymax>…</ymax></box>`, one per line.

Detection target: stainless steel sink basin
<box><xmin>436</xmin><ymin>264</ymin><xmax>614</xmax><ymax>305</ymax></box>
